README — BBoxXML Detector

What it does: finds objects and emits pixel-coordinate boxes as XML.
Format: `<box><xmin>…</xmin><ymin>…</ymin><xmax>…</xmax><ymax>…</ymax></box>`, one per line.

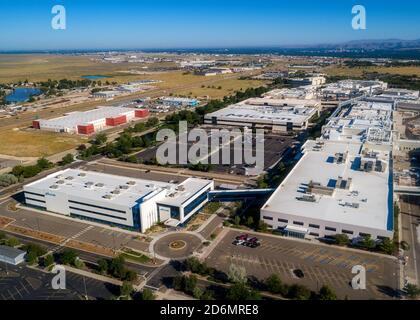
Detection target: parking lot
<box><xmin>133</xmin><ymin>128</ymin><xmax>295</xmax><ymax>175</ymax></box>
<box><xmin>0</xmin><ymin>264</ymin><xmax>117</xmax><ymax>300</ymax></box>
<box><xmin>205</xmin><ymin>229</ymin><xmax>399</xmax><ymax>300</ymax></box>
<box><xmin>0</xmin><ymin>199</ymin><xmax>150</xmax><ymax>253</ymax></box>
<box><xmin>80</xmin><ymin>162</ymin><xmax>188</xmax><ymax>185</ymax></box>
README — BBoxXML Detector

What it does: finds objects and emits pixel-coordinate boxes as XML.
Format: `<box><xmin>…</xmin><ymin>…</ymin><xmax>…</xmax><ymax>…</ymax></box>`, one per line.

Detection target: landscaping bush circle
<box><xmin>169</xmin><ymin>240</ymin><xmax>186</xmax><ymax>250</ymax></box>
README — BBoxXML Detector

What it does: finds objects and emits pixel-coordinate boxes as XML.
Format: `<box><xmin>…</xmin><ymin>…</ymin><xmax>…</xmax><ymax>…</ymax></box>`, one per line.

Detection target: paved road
<box><xmin>152</xmin><ymin>233</ymin><xmax>202</xmax><ymax>260</ymax></box>
<box><xmin>205</xmin><ymin>229</ymin><xmax>399</xmax><ymax>300</ymax></box>
<box><xmin>0</xmin><ymin>263</ymin><xmax>118</xmax><ymax>300</ymax></box>
<box><xmin>0</xmin><ymin>230</ymin><xmax>157</xmax><ymax>280</ymax></box>
<box><xmin>400</xmin><ymin>195</ymin><xmax>420</xmax><ymax>285</ymax></box>
<box><xmin>0</xmin><ymin>199</ymin><xmax>151</xmax><ymax>253</ymax></box>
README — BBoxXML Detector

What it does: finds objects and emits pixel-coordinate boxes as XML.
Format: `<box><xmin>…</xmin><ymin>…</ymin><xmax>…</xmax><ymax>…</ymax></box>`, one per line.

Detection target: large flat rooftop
<box><xmin>261</xmin><ymin>140</ymin><xmax>392</xmax><ymax>232</ymax></box>
<box><xmin>24</xmin><ymin>169</ymin><xmax>212</xmax><ymax>208</ymax></box>
<box><xmin>205</xmin><ymin>102</ymin><xmax>317</xmax><ymax>125</ymax></box>
<box><xmin>38</xmin><ymin>106</ymin><xmax>134</xmax><ymax>127</ymax></box>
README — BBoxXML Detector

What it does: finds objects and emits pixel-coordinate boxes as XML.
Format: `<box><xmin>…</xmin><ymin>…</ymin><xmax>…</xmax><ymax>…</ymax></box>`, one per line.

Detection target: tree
<box><xmin>228</xmin><ymin>263</ymin><xmax>247</xmax><ymax>284</ymax></box>
<box><xmin>185</xmin><ymin>257</ymin><xmax>210</xmax><ymax>275</ymax></box>
<box><xmin>44</xmin><ymin>254</ymin><xmax>54</xmax><ymax>267</ymax></box>
<box><xmin>6</xmin><ymin>237</ymin><xmax>20</xmax><ymax>247</ymax></box>
<box><xmin>405</xmin><ymin>283</ymin><xmax>420</xmax><ymax>299</ymax></box>
<box><xmin>287</xmin><ymin>284</ymin><xmax>311</xmax><ymax>300</ymax></box>
<box><xmin>377</xmin><ymin>238</ymin><xmax>396</xmax><ymax>255</ymax></box>
<box><xmin>227</xmin><ymin>283</ymin><xmax>261</xmax><ymax>300</ymax></box>
<box><xmin>61</xmin><ymin>153</ymin><xmax>75</xmax><ymax>165</ymax></box>
<box><xmin>12</xmin><ymin>165</ymin><xmax>25</xmax><ymax>177</ymax></box>
<box><xmin>120</xmin><ymin>281</ymin><xmax>134</xmax><ymax>298</ymax></box>
<box><xmin>333</xmin><ymin>234</ymin><xmax>349</xmax><ymax>246</ymax></box>
<box><xmin>109</xmin><ymin>255</ymin><xmax>126</xmax><ymax>279</ymax></box>
<box><xmin>0</xmin><ymin>174</ymin><xmax>18</xmax><ymax>187</ymax></box>
<box><xmin>92</xmin><ymin>133</ymin><xmax>107</xmax><ymax>146</ymax></box>
<box><xmin>59</xmin><ymin>249</ymin><xmax>78</xmax><ymax>265</ymax></box>
<box><xmin>97</xmin><ymin>259</ymin><xmax>109</xmax><ymax>274</ymax></box>
<box><xmin>27</xmin><ymin>251</ymin><xmax>39</xmax><ymax>265</ymax></box>
<box><xmin>200</xmin><ymin>290</ymin><xmax>214</xmax><ymax>300</ymax></box>
<box><xmin>24</xmin><ymin>243</ymin><xmax>46</xmax><ymax>258</ymax></box>
<box><xmin>265</xmin><ymin>274</ymin><xmax>286</xmax><ymax>295</ymax></box>
<box><xmin>184</xmin><ymin>275</ymin><xmax>198</xmax><ymax>295</ymax></box>
<box><xmin>192</xmin><ymin>286</ymin><xmax>203</xmax><ymax>299</ymax></box>
<box><xmin>233</xmin><ymin>215</ymin><xmax>241</xmax><ymax>226</ymax></box>
<box><xmin>359</xmin><ymin>235</ymin><xmax>376</xmax><ymax>250</ymax></box>
<box><xmin>123</xmin><ymin>269</ymin><xmax>137</xmax><ymax>282</ymax></box>
<box><xmin>257</xmin><ymin>220</ymin><xmax>269</xmax><ymax>232</ymax></box>
<box><xmin>246</xmin><ymin>216</ymin><xmax>254</xmax><ymax>227</ymax></box>
<box><xmin>37</xmin><ymin>157</ymin><xmax>53</xmax><ymax>170</ymax></box>
<box><xmin>139</xmin><ymin>288</ymin><xmax>156</xmax><ymax>300</ymax></box>
<box><xmin>318</xmin><ymin>285</ymin><xmax>337</xmax><ymax>300</ymax></box>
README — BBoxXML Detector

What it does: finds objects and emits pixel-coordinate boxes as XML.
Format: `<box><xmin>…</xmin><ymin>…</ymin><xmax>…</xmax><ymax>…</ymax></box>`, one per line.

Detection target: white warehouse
<box><xmin>23</xmin><ymin>169</ymin><xmax>214</xmax><ymax>233</ymax></box>
<box><xmin>204</xmin><ymin>98</ymin><xmax>319</xmax><ymax>132</ymax></box>
<box><xmin>260</xmin><ymin>99</ymin><xmax>395</xmax><ymax>241</ymax></box>
<box><xmin>33</xmin><ymin>106</ymin><xmax>149</xmax><ymax>135</ymax></box>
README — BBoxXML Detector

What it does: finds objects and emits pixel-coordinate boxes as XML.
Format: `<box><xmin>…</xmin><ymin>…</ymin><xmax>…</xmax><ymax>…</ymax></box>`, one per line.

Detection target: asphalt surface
<box><xmin>400</xmin><ymin>195</ymin><xmax>420</xmax><ymax>285</ymax></box>
<box><xmin>205</xmin><ymin>229</ymin><xmax>399</xmax><ymax>300</ymax></box>
<box><xmin>0</xmin><ymin>263</ymin><xmax>118</xmax><ymax>300</ymax></box>
<box><xmin>153</xmin><ymin>233</ymin><xmax>202</xmax><ymax>259</ymax></box>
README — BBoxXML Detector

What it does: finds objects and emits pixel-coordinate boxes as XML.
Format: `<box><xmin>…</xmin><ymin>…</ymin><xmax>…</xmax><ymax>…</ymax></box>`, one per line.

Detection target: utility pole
<box><xmin>83</xmin><ymin>275</ymin><xmax>88</xmax><ymax>300</ymax></box>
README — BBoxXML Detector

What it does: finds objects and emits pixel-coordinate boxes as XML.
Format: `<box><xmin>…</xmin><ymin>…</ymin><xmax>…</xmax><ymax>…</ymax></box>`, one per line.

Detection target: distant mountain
<box><xmin>309</xmin><ymin>39</ymin><xmax>420</xmax><ymax>51</ymax></box>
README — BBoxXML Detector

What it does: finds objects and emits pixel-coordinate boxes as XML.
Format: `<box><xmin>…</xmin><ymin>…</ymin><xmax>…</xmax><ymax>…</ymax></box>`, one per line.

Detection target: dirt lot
<box><xmin>0</xmin><ymin>129</ymin><xmax>86</xmax><ymax>157</ymax></box>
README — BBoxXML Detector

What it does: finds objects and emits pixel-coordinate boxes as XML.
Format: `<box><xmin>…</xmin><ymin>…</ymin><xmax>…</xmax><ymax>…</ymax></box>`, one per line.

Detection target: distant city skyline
<box><xmin>0</xmin><ymin>0</ymin><xmax>419</xmax><ymax>50</ymax></box>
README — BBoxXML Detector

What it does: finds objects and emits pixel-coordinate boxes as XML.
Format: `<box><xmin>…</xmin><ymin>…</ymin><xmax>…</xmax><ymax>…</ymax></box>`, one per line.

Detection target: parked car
<box><xmin>293</xmin><ymin>269</ymin><xmax>305</xmax><ymax>278</ymax></box>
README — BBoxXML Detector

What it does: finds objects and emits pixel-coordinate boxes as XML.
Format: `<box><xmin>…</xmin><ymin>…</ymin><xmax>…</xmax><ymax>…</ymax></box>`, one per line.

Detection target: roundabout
<box><xmin>151</xmin><ymin>232</ymin><xmax>203</xmax><ymax>260</ymax></box>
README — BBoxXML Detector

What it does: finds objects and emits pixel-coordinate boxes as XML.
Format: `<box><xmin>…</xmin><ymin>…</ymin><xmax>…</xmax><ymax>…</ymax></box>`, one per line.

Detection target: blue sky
<box><xmin>0</xmin><ymin>0</ymin><xmax>419</xmax><ymax>50</ymax></box>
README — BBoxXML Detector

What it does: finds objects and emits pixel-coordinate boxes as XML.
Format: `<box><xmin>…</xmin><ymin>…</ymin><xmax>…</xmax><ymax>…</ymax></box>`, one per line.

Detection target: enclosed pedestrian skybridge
<box><xmin>207</xmin><ymin>189</ymin><xmax>275</xmax><ymax>202</ymax></box>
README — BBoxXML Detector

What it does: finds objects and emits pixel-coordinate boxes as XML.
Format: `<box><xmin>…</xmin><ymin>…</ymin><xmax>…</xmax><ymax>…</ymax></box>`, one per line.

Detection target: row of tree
<box><xmin>332</xmin><ymin>233</ymin><xmax>396</xmax><ymax>254</ymax></box>
<box><xmin>177</xmin><ymin>257</ymin><xmax>338</xmax><ymax>300</ymax></box>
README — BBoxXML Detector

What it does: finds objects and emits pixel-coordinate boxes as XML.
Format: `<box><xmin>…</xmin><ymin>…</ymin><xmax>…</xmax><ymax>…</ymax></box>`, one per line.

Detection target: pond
<box><xmin>81</xmin><ymin>75</ymin><xmax>111</xmax><ymax>80</ymax></box>
<box><xmin>5</xmin><ymin>87</ymin><xmax>42</xmax><ymax>103</ymax></box>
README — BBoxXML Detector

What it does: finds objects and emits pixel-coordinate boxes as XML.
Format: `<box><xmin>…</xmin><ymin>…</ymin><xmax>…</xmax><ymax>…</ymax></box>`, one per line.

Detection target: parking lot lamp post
<box><xmin>83</xmin><ymin>275</ymin><xmax>88</xmax><ymax>300</ymax></box>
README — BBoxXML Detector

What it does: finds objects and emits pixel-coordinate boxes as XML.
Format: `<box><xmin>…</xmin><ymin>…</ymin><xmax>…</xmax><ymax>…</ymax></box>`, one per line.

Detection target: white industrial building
<box><xmin>33</xmin><ymin>106</ymin><xmax>149</xmax><ymax>135</ymax></box>
<box><xmin>159</xmin><ymin>97</ymin><xmax>199</xmax><ymax>107</ymax></box>
<box><xmin>23</xmin><ymin>169</ymin><xmax>214</xmax><ymax>233</ymax></box>
<box><xmin>204</xmin><ymin>98</ymin><xmax>318</xmax><ymax>132</ymax></box>
<box><xmin>262</xmin><ymin>86</ymin><xmax>319</xmax><ymax>100</ymax></box>
<box><xmin>261</xmin><ymin>99</ymin><xmax>394</xmax><ymax>240</ymax></box>
<box><xmin>92</xmin><ymin>91</ymin><xmax>120</xmax><ymax>99</ymax></box>
<box><xmin>321</xmin><ymin>80</ymin><xmax>388</xmax><ymax>100</ymax></box>
<box><xmin>287</xmin><ymin>76</ymin><xmax>326</xmax><ymax>87</ymax></box>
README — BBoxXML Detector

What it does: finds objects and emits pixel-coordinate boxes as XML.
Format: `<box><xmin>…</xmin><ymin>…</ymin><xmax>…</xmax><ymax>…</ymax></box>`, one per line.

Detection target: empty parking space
<box><xmin>205</xmin><ymin>230</ymin><xmax>398</xmax><ymax>300</ymax></box>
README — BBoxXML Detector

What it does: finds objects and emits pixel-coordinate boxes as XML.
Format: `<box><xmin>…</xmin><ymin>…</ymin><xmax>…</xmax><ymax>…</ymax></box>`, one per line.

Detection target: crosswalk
<box><xmin>48</xmin><ymin>225</ymin><xmax>94</xmax><ymax>254</ymax></box>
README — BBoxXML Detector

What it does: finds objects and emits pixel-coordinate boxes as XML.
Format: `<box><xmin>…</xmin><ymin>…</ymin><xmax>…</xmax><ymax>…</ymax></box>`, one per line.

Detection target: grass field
<box><xmin>174</xmin><ymin>77</ymin><xmax>268</xmax><ymax>99</ymax></box>
<box><xmin>0</xmin><ymin>54</ymin><xmax>175</xmax><ymax>84</ymax></box>
<box><xmin>324</xmin><ymin>65</ymin><xmax>420</xmax><ymax>77</ymax></box>
<box><xmin>0</xmin><ymin>129</ymin><xmax>86</xmax><ymax>157</ymax></box>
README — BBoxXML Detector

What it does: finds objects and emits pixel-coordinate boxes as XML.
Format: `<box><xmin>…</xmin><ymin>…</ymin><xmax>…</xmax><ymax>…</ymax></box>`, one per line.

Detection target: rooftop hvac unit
<box><xmin>102</xmin><ymin>194</ymin><xmax>112</xmax><ymax>200</ymax></box>
<box><xmin>111</xmin><ymin>189</ymin><xmax>120</xmax><ymax>195</ymax></box>
<box><xmin>95</xmin><ymin>183</ymin><xmax>104</xmax><ymax>187</ymax></box>
<box><xmin>126</xmin><ymin>181</ymin><xmax>136</xmax><ymax>185</ymax></box>
<box><xmin>56</xmin><ymin>180</ymin><xmax>65</xmax><ymax>184</ymax></box>
<box><xmin>119</xmin><ymin>185</ymin><xmax>129</xmax><ymax>190</ymax></box>
<box><xmin>78</xmin><ymin>172</ymin><xmax>87</xmax><ymax>177</ymax></box>
<box><xmin>65</xmin><ymin>176</ymin><xmax>74</xmax><ymax>180</ymax></box>
<box><xmin>49</xmin><ymin>185</ymin><xmax>59</xmax><ymax>189</ymax></box>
